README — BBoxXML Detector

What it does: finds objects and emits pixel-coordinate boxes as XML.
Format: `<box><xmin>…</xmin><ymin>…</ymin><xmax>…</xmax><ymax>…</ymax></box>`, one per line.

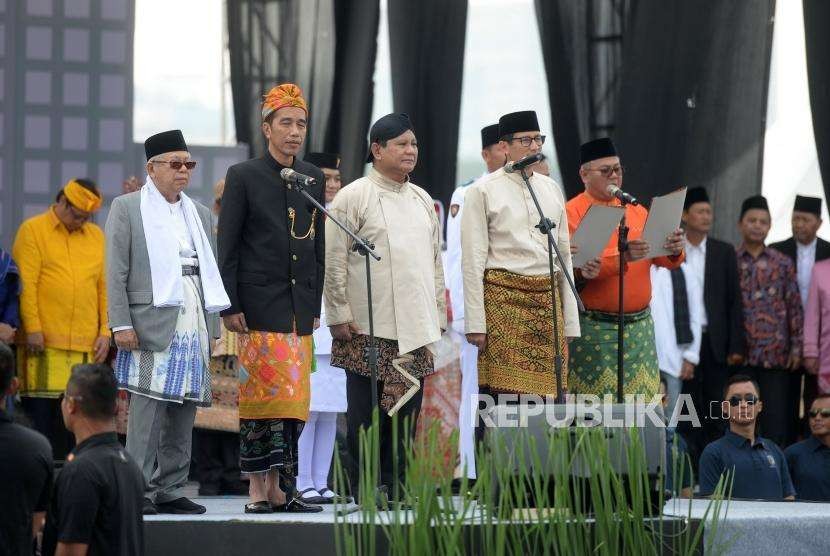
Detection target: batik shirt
<box><xmin>736</xmin><ymin>245</ymin><xmax>803</xmax><ymax>368</ymax></box>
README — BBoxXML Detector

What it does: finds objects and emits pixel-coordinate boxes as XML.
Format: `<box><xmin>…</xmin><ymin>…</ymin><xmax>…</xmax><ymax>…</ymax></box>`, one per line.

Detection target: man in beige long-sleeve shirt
<box><xmin>324</xmin><ymin>113</ymin><xmax>445</xmax><ymax>499</ymax></box>
<box><xmin>462</xmin><ymin>110</ymin><xmax>579</xmax><ymax>397</ymax></box>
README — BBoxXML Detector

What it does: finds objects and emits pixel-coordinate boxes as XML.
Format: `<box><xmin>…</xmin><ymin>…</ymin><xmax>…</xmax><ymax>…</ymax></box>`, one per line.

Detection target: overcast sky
<box><xmin>134</xmin><ymin>0</ymin><xmax>561</xmax><ymax>185</ymax></box>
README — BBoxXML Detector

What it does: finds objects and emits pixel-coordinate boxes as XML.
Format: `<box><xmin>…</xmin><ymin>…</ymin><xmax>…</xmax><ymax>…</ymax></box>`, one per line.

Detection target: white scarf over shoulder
<box><xmin>139</xmin><ymin>176</ymin><xmax>230</xmax><ymax>313</ymax></box>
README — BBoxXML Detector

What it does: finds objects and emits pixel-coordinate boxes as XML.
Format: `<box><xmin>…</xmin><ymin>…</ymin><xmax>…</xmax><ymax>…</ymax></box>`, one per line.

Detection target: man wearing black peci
<box><xmin>770</xmin><ymin>194</ymin><xmax>830</xmax><ymax>444</ymax></box>
<box><xmin>677</xmin><ymin>186</ymin><xmax>745</xmax><ymax>466</ymax></box>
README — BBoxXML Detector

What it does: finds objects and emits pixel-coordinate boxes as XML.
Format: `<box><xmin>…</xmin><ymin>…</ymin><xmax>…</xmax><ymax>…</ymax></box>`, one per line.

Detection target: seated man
<box><xmin>785</xmin><ymin>394</ymin><xmax>830</xmax><ymax>501</ymax></box>
<box><xmin>698</xmin><ymin>374</ymin><xmax>795</xmax><ymax>500</ymax></box>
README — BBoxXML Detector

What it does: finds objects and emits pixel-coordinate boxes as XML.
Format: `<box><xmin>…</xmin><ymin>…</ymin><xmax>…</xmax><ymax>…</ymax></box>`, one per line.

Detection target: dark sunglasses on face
<box><xmin>809</xmin><ymin>408</ymin><xmax>830</xmax><ymax>418</ymax></box>
<box><xmin>154</xmin><ymin>159</ymin><xmax>197</xmax><ymax>170</ymax></box>
<box><xmin>727</xmin><ymin>394</ymin><xmax>759</xmax><ymax>406</ymax></box>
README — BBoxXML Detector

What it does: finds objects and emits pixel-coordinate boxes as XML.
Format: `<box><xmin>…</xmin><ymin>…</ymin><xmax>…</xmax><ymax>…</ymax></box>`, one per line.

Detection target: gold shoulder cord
<box><xmin>288</xmin><ymin>207</ymin><xmax>318</xmax><ymax>239</ymax></box>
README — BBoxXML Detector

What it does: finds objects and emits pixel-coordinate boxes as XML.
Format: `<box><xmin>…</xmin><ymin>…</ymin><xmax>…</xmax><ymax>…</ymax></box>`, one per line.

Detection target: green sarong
<box><xmin>567</xmin><ymin>308</ymin><xmax>659</xmax><ymax>398</ymax></box>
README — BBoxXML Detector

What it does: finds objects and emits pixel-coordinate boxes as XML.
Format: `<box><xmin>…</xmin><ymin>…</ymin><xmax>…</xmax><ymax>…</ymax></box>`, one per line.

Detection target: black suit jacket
<box><xmin>217</xmin><ymin>153</ymin><xmax>325</xmax><ymax>335</ymax></box>
<box><xmin>702</xmin><ymin>237</ymin><xmax>745</xmax><ymax>363</ymax></box>
<box><xmin>769</xmin><ymin>236</ymin><xmax>830</xmax><ymax>269</ymax></box>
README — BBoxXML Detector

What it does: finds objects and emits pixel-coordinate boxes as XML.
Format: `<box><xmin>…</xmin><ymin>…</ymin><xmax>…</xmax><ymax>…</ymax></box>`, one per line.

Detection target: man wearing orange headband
<box><xmin>218</xmin><ymin>83</ymin><xmax>325</xmax><ymax>514</ymax></box>
<box><xmin>12</xmin><ymin>178</ymin><xmax>109</xmax><ymax>460</ymax></box>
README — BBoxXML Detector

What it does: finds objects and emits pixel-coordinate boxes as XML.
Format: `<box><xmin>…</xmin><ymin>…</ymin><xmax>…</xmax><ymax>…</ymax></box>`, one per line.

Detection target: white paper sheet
<box><xmin>571</xmin><ymin>205</ymin><xmax>626</xmax><ymax>267</ymax></box>
<box><xmin>642</xmin><ymin>187</ymin><xmax>687</xmax><ymax>258</ymax></box>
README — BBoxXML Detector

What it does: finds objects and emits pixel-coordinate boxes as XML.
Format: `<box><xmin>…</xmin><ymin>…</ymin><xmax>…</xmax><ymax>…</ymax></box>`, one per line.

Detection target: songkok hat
<box><xmin>684</xmin><ymin>186</ymin><xmax>710</xmax><ymax>211</ymax></box>
<box><xmin>304</xmin><ymin>152</ymin><xmax>341</xmax><ymax>170</ymax></box>
<box><xmin>261</xmin><ymin>83</ymin><xmax>308</xmax><ymax>121</ymax></box>
<box><xmin>498</xmin><ymin>111</ymin><xmax>539</xmax><ymax>138</ymax></box>
<box><xmin>366</xmin><ymin>113</ymin><xmax>414</xmax><ymax>163</ymax></box>
<box><xmin>580</xmin><ymin>138</ymin><xmax>617</xmax><ymax>165</ymax></box>
<box><xmin>144</xmin><ymin>129</ymin><xmax>188</xmax><ymax>161</ymax></box>
<box><xmin>480</xmin><ymin>123</ymin><xmax>500</xmax><ymax>149</ymax></box>
<box><xmin>793</xmin><ymin>194</ymin><xmax>822</xmax><ymax>216</ymax></box>
<box><xmin>63</xmin><ymin>179</ymin><xmax>102</xmax><ymax>213</ymax></box>
<box><xmin>740</xmin><ymin>195</ymin><xmax>769</xmax><ymax>218</ymax></box>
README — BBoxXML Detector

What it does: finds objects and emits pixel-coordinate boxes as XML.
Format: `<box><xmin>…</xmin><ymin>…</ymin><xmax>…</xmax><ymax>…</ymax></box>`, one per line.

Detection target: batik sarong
<box><xmin>478</xmin><ymin>269</ymin><xmax>567</xmax><ymax>395</ymax></box>
<box><xmin>237</xmin><ymin>330</ymin><xmax>312</xmax><ymax>474</ymax></box>
<box><xmin>114</xmin><ymin>274</ymin><xmax>211</xmax><ymax>405</ymax></box>
<box><xmin>330</xmin><ymin>334</ymin><xmax>434</xmax><ymax>413</ymax></box>
<box><xmin>567</xmin><ymin>308</ymin><xmax>659</xmax><ymax>397</ymax></box>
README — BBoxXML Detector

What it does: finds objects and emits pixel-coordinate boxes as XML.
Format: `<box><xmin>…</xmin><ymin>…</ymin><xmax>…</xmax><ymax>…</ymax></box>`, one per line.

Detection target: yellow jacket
<box><xmin>12</xmin><ymin>207</ymin><xmax>108</xmax><ymax>352</ymax></box>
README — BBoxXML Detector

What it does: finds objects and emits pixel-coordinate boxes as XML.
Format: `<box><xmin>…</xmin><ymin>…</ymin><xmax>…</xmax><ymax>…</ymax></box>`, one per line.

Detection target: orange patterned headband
<box><xmin>63</xmin><ymin>180</ymin><xmax>102</xmax><ymax>213</ymax></box>
<box><xmin>261</xmin><ymin>83</ymin><xmax>308</xmax><ymax>121</ymax></box>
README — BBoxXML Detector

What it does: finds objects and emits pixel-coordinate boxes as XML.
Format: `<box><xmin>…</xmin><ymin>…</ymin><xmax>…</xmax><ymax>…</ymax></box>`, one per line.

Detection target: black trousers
<box><xmin>678</xmin><ymin>333</ymin><xmax>728</xmax><ymax>466</ymax></box>
<box><xmin>743</xmin><ymin>365</ymin><xmax>793</xmax><ymax>448</ymax></box>
<box><xmin>192</xmin><ymin>429</ymin><xmax>241</xmax><ymax>494</ymax></box>
<box><xmin>345</xmin><ymin>371</ymin><xmax>423</xmax><ymax>501</ymax></box>
<box><xmin>21</xmin><ymin>397</ymin><xmax>74</xmax><ymax>462</ymax></box>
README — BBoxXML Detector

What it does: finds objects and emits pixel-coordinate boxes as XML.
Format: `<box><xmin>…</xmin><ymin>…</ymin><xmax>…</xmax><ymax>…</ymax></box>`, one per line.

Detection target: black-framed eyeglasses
<box><xmin>509</xmin><ymin>135</ymin><xmax>546</xmax><ymax>147</ymax></box>
<box><xmin>586</xmin><ymin>164</ymin><xmax>624</xmax><ymax>178</ymax></box>
<box><xmin>727</xmin><ymin>394</ymin><xmax>759</xmax><ymax>406</ymax></box>
<box><xmin>153</xmin><ymin>159</ymin><xmax>197</xmax><ymax>170</ymax></box>
<box><xmin>808</xmin><ymin>408</ymin><xmax>830</xmax><ymax>418</ymax></box>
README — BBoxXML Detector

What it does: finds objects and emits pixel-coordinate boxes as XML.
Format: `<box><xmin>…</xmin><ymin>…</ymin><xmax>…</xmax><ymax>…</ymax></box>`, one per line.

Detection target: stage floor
<box><xmin>144</xmin><ymin>496</ymin><xmax>358</xmax><ymax>523</ymax></box>
<box><xmin>144</xmin><ymin>497</ymin><xmax>830</xmax><ymax>556</ymax></box>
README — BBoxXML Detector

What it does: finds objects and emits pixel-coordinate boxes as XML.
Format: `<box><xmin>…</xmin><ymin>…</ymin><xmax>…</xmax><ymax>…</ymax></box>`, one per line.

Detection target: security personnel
<box><xmin>785</xmin><ymin>394</ymin><xmax>830</xmax><ymax>501</ymax></box>
<box><xmin>42</xmin><ymin>364</ymin><xmax>144</xmax><ymax>555</ymax></box>
<box><xmin>699</xmin><ymin>374</ymin><xmax>795</xmax><ymax>500</ymax></box>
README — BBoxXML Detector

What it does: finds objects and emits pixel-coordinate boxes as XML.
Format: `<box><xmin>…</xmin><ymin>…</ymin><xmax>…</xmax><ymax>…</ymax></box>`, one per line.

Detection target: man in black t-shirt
<box><xmin>0</xmin><ymin>343</ymin><xmax>53</xmax><ymax>555</ymax></box>
<box><xmin>42</xmin><ymin>364</ymin><xmax>144</xmax><ymax>556</ymax></box>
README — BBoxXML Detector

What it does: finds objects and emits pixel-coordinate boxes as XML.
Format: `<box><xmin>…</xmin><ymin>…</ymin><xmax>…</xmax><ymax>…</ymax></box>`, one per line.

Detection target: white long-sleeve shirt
<box><xmin>649</xmin><ymin>264</ymin><xmax>703</xmax><ymax>377</ymax></box>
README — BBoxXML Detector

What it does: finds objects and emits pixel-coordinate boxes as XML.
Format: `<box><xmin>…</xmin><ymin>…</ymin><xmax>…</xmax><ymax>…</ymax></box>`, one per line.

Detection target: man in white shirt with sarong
<box><xmin>462</xmin><ymin>110</ymin><xmax>580</xmax><ymax>401</ymax></box>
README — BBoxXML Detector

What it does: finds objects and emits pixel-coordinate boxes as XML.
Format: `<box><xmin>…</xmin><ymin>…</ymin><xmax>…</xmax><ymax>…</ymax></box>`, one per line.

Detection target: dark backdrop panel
<box><xmin>804</xmin><ymin>0</ymin><xmax>830</xmax><ymax>208</ymax></box>
<box><xmin>324</xmin><ymin>0</ymin><xmax>380</xmax><ymax>185</ymax></box>
<box><xmin>387</xmin><ymin>0</ymin><xmax>468</xmax><ymax>207</ymax></box>
<box><xmin>228</xmin><ymin>0</ymin><xmax>334</xmax><ymax>158</ymax></box>
<box><xmin>615</xmin><ymin>0</ymin><xmax>775</xmax><ymax>244</ymax></box>
<box><xmin>535</xmin><ymin>1</ymin><xmax>629</xmax><ymax>198</ymax></box>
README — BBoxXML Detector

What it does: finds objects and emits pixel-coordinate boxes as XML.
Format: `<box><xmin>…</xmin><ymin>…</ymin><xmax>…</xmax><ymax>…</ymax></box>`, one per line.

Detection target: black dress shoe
<box><xmin>155</xmin><ymin>497</ymin><xmax>207</xmax><ymax>514</ymax></box>
<box><xmin>272</xmin><ymin>497</ymin><xmax>323</xmax><ymax>513</ymax></box>
<box><xmin>142</xmin><ymin>499</ymin><xmax>158</xmax><ymax>515</ymax></box>
<box><xmin>244</xmin><ymin>500</ymin><xmax>274</xmax><ymax>514</ymax></box>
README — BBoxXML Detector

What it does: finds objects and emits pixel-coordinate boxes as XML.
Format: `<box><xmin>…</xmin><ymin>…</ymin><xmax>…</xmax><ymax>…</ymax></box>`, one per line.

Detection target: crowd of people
<box><xmin>1</xmin><ymin>80</ymin><xmax>830</xmax><ymax>555</ymax></box>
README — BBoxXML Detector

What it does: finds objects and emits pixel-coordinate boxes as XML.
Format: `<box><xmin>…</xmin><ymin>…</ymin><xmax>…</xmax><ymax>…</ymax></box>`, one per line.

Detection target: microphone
<box><xmin>280</xmin><ymin>168</ymin><xmax>317</xmax><ymax>187</ymax></box>
<box><xmin>504</xmin><ymin>153</ymin><xmax>545</xmax><ymax>174</ymax></box>
<box><xmin>607</xmin><ymin>184</ymin><xmax>639</xmax><ymax>206</ymax></box>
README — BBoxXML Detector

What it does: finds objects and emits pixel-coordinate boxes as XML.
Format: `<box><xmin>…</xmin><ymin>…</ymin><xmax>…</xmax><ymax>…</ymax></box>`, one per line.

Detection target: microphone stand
<box><xmin>284</xmin><ymin>178</ymin><xmax>386</xmax><ymax>514</ymax></box>
<box><xmin>616</xmin><ymin>210</ymin><xmax>629</xmax><ymax>403</ymax></box>
<box><xmin>519</xmin><ymin>168</ymin><xmax>585</xmax><ymax>403</ymax></box>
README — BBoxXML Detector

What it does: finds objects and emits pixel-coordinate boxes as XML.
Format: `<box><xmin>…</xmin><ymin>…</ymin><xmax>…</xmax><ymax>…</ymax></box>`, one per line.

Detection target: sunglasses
<box><xmin>727</xmin><ymin>394</ymin><xmax>759</xmax><ymax>406</ymax></box>
<box><xmin>153</xmin><ymin>159</ymin><xmax>197</xmax><ymax>170</ymax></box>
<box><xmin>809</xmin><ymin>408</ymin><xmax>830</xmax><ymax>418</ymax></box>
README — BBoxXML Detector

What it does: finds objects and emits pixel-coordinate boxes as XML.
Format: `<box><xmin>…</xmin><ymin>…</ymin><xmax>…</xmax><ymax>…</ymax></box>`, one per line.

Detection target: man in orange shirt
<box><xmin>566</xmin><ymin>138</ymin><xmax>684</xmax><ymax>398</ymax></box>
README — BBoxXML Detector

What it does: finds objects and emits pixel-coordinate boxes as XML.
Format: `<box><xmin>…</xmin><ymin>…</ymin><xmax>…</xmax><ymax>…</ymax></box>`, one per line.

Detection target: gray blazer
<box><xmin>105</xmin><ymin>191</ymin><xmax>220</xmax><ymax>352</ymax></box>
